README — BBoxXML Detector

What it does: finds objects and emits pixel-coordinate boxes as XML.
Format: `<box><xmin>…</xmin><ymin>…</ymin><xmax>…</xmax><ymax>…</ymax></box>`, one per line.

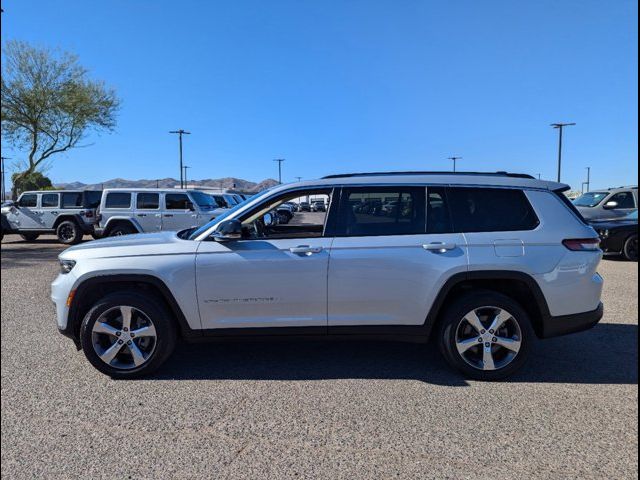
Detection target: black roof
<box><xmin>322</xmin><ymin>171</ymin><xmax>536</xmax><ymax>180</ymax></box>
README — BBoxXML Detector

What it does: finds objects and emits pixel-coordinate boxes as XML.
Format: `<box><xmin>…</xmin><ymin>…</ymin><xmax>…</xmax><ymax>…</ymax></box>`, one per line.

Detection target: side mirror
<box><xmin>263</xmin><ymin>213</ymin><xmax>274</xmax><ymax>227</ymax></box>
<box><xmin>603</xmin><ymin>201</ymin><xmax>619</xmax><ymax>210</ymax></box>
<box><xmin>213</xmin><ymin>219</ymin><xmax>242</xmax><ymax>241</ymax></box>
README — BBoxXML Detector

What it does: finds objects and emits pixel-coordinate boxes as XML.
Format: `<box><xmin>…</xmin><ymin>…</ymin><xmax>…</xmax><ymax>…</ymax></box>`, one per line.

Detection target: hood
<box><xmin>60</xmin><ymin>231</ymin><xmax>197</xmax><ymax>260</ymax></box>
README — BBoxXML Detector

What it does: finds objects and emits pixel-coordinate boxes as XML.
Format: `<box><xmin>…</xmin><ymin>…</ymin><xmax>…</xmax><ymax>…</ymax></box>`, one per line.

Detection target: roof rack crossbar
<box><xmin>321</xmin><ymin>171</ymin><xmax>536</xmax><ymax>180</ymax></box>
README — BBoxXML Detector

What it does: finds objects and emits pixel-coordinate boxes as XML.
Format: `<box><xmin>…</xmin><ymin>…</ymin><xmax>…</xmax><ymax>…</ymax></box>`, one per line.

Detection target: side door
<box><xmin>327</xmin><ymin>186</ymin><xmax>468</xmax><ymax>328</ymax></box>
<box><xmin>40</xmin><ymin>192</ymin><xmax>61</xmax><ymax>228</ymax></box>
<box><xmin>133</xmin><ymin>192</ymin><xmax>162</xmax><ymax>232</ymax></box>
<box><xmin>9</xmin><ymin>194</ymin><xmax>42</xmax><ymax>230</ymax></box>
<box><xmin>195</xmin><ymin>188</ymin><xmax>334</xmax><ymax>330</ymax></box>
<box><xmin>162</xmin><ymin>193</ymin><xmax>197</xmax><ymax>231</ymax></box>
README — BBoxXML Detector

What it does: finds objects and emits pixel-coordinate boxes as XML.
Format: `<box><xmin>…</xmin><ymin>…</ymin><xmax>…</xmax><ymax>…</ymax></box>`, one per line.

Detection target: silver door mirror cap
<box><xmin>212</xmin><ymin>219</ymin><xmax>242</xmax><ymax>242</ymax></box>
<box><xmin>603</xmin><ymin>201</ymin><xmax>619</xmax><ymax>210</ymax></box>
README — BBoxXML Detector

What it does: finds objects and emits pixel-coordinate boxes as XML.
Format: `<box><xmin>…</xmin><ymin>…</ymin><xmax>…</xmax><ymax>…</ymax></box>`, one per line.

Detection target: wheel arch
<box><xmin>425</xmin><ymin>271</ymin><xmax>551</xmax><ymax>339</ymax></box>
<box><xmin>67</xmin><ymin>274</ymin><xmax>197</xmax><ymax>346</ymax></box>
<box><xmin>102</xmin><ymin>217</ymin><xmax>143</xmax><ymax>236</ymax></box>
<box><xmin>52</xmin><ymin>214</ymin><xmax>84</xmax><ymax>230</ymax></box>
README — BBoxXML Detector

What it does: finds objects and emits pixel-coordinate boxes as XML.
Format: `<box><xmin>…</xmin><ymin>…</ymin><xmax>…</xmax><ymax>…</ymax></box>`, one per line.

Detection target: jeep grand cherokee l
<box><xmin>52</xmin><ymin>172</ymin><xmax>604</xmax><ymax>380</ymax></box>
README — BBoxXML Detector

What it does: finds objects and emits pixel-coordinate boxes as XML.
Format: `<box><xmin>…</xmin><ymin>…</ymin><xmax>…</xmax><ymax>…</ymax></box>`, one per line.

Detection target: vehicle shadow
<box><xmin>152</xmin><ymin>323</ymin><xmax>638</xmax><ymax>386</ymax></box>
<box><xmin>0</xmin><ymin>243</ymin><xmax>64</xmax><ymax>268</ymax></box>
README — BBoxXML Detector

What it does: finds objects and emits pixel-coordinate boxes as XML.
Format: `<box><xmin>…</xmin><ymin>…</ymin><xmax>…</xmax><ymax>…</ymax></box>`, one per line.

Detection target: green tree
<box><xmin>11</xmin><ymin>171</ymin><xmax>53</xmax><ymax>195</ymax></box>
<box><xmin>1</xmin><ymin>40</ymin><xmax>119</xmax><ymax>197</ymax></box>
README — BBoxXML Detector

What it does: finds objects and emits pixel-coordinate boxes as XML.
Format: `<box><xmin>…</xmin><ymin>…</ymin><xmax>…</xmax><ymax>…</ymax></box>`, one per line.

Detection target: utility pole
<box><xmin>536</xmin><ymin>173</ymin><xmax>542</xmax><ymax>179</ymax></box>
<box><xmin>447</xmin><ymin>156</ymin><xmax>462</xmax><ymax>173</ymax></box>
<box><xmin>585</xmin><ymin>167</ymin><xmax>591</xmax><ymax>193</ymax></box>
<box><xmin>550</xmin><ymin>123</ymin><xmax>575</xmax><ymax>182</ymax></box>
<box><xmin>183</xmin><ymin>166</ymin><xmax>191</xmax><ymax>187</ymax></box>
<box><xmin>169</xmin><ymin>129</ymin><xmax>191</xmax><ymax>188</ymax></box>
<box><xmin>0</xmin><ymin>156</ymin><xmax>9</xmax><ymax>202</ymax></box>
<box><xmin>273</xmin><ymin>159</ymin><xmax>285</xmax><ymax>184</ymax></box>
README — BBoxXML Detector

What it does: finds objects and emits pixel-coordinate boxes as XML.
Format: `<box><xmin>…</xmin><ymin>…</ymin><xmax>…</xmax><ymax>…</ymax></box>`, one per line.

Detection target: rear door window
<box><xmin>447</xmin><ymin>187</ymin><xmax>539</xmax><ymax>233</ymax></box>
<box><xmin>336</xmin><ymin>187</ymin><xmax>426</xmax><ymax>236</ymax></box>
<box><xmin>105</xmin><ymin>192</ymin><xmax>132</xmax><ymax>209</ymax></box>
<box><xmin>136</xmin><ymin>193</ymin><xmax>160</xmax><ymax>210</ymax></box>
<box><xmin>427</xmin><ymin>187</ymin><xmax>453</xmax><ymax>234</ymax></box>
<box><xmin>41</xmin><ymin>193</ymin><xmax>60</xmax><ymax>208</ymax></box>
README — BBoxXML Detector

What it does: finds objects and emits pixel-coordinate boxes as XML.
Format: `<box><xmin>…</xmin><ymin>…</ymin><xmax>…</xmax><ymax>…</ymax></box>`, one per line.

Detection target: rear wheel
<box><xmin>19</xmin><ymin>232</ymin><xmax>39</xmax><ymax>242</ymax></box>
<box><xmin>623</xmin><ymin>234</ymin><xmax>638</xmax><ymax>261</ymax></box>
<box><xmin>80</xmin><ymin>292</ymin><xmax>177</xmax><ymax>378</ymax></box>
<box><xmin>439</xmin><ymin>291</ymin><xmax>534</xmax><ymax>381</ymax></box>
<box><xmin>56</xmin><ymin>220</ymin><xmax>83</xmax><ymax>245</ymax></box>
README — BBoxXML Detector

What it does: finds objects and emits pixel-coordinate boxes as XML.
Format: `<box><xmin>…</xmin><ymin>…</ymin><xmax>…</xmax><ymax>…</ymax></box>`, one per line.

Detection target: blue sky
<box><xmin>1</xmin><ymin>0</ymin><xmax>638</xmax><ymax>191</ymax></box>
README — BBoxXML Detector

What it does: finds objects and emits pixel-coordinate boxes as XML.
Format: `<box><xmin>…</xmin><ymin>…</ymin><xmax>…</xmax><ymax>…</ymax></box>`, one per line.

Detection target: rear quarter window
<box><xmin>447</xmin><ymin>187</ymin><xmax>539</xmax><ymax>233</ymax></box>
<box><xmin>61</xmin><ymin>192</ymin><xmax>83</xmax><ymax>208</ymax></box>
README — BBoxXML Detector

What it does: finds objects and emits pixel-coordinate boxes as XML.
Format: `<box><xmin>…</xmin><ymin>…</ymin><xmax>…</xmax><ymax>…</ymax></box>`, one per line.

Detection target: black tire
<box><xmin>19</xmin><ymin>232</ymin><xmax>39</xmax><ymax>242</ymax></box>
<box><xmin>439</xmin><ymin>291</ymin><xmax>534</xmax><ymax>381</ymax></box>
<box><xmin>109</xmin><ymin>223</ymin><xmax>137</xmax><ymax>237</ymax></box>
<box><xmin>56</xmin><ymin>220</ymin><xmax>83</xmax><ymax>245</ymax></box>
<box><xmin>91</xmin><ymin>232</ymin><xmax>102</xmax><ymax>240</ymax></box>
<box><xmin>623</xmin><ymin>234</ymin><xmax>638</xmax><ymax>262</ymax></box>
<box><xmin>80</xmin><ymin>292</ymin><xmax>177</xmax><ymax>379</ymax></box>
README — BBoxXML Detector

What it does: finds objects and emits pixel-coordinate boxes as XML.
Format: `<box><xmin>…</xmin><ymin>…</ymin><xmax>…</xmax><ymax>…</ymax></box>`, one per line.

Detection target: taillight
<box><xmin>562</xmin><ymin>238</ymin><xmax>601</xmax><ymax>251</ymax></box>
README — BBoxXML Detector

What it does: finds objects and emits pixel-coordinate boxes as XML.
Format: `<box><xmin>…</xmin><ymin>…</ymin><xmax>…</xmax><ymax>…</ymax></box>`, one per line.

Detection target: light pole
<box><xmin>0</xmin><ymin>156</ymin><xmax>9</xmax><ymax>202</ymax></box>
<box><xmin>448</xmin><ymin>156</ymin><xmax>462</xmax><ymax>173</ymax></box>
<box><xmin>585</xmin><ymin>167</ymin><xmax>591</xmax><ymax>193</ymax></box>
<box><xmin>183</xmin><ymin>166</ymin><xmax>191</xmax><ymax>187</ymax></box>
<box><xmin>273</xmin><ymin>159</ymin><xmax>285</xmax><ymax>184</ymax></box>
<box><xmin>169</xmin><ymin>129</ymin><xmax>191</xmax><ymax>188</ymax></box>
<box><xmin>550</xmin><ymin>123</ymin><xmax>575</xmax><ymax>182</ymax></box>
<box><xmin>294</xmin><ymin>176</ymin><xmax>302</xmax><ymax>182</ymax></box>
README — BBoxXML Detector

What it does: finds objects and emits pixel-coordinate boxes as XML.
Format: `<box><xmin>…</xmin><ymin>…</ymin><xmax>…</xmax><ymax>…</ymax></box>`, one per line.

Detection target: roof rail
<box><xmin>321</xmin><ymin>171</ymin><xmax>536</xmax><ymax>180</ymax></box>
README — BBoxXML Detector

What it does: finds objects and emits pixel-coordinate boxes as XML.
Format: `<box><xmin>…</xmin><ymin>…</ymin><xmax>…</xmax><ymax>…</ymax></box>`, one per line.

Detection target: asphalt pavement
<box><xmin>1</xmin><ymin>235</ymin><xmax>638</xmax><ymax>479</ymax></box>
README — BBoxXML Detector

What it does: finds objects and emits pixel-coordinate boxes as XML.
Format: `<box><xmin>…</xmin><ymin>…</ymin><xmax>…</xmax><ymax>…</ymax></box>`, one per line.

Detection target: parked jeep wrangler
<box><xmin>1</xmin><ymin>190</ymin><xmax>102</xmax><ymax>244</ymax></box>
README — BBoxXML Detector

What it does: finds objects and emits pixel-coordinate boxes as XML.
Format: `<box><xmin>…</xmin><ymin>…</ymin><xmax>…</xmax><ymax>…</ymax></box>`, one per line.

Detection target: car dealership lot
<box><xmin>1</xmin><ymin>236</ymin><xmax>638</xmax><ymax>479</ymax></box>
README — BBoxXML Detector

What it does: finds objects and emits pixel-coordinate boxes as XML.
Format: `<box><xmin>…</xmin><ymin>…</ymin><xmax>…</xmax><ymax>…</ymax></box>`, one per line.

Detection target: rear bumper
<box><xmin>540</xmin><ymin>302</ymin><xmax>604</xmax><ymax>338</ymax></box>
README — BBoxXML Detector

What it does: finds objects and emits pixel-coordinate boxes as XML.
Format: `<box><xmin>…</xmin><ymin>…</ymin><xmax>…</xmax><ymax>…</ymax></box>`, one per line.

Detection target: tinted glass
<box><xmin>136</xmin><ymin>193</ymin><xmax>160</xmax><ymax>209</ymax></box>
<box><xmin>610</xmin><ymin>192</ymin><xmax>636</xmax><ymax>209</ymax></box>
<box><xmin>105</xmin><ymin>193</ymin><xmax>132</xmax><ymax>209</ymax></box>
<box><xmin>61</xmin><ymin>192</ymin><xmax>83</xmax><ymax>208</ymax></box>
<box><xmin>41</xmin><ymin>193</ymin><xmax>59</xmax><ymax>208</ymax></box>
<box><xmin>165</xmin><ymin>193</ymin><xmax>190</xmax><ymax>210</ymax></box>
<box><xmin>19</xmin><ymin>194</ymin><xmax>37</xmax><ymax>207</ymax></box>
<box><xmin>427</xmin><ymin>187</ymin><xmax>453</xmax><ymax>234</ymax></box>
<box><xmin>84</xmin><ymin>191</ymin><xmax>102</xmax><ymax>208</ymax></box>
<box><xmin>447</xmin><ymin>188</ymin><xmax>539</xmax><ymax>233</ymax></box>
<box><xmin>337</xmin><ymin>187</ymin><xmax>426</xmax><ymax>236</ymax></box>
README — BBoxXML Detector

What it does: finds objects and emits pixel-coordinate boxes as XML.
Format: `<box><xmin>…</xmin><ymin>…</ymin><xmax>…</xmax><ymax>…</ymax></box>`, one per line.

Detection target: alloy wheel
<box><xmin>455</xmin><ymin>306</ymin><xmax>522</xmax><ymax>371</ymax></box>
<box><xmin>91</xmin><ymin>305</ymin><xmax>157</xmax><ymax>370</ymax></box>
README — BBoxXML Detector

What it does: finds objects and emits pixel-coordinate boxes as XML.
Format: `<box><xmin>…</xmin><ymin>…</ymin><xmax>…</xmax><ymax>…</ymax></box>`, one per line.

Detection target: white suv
<box><xmin>95</xmin><ymin>188</ymin><xmax>226</xmax><ymax>236</ymax></box>
<box><xmin>52</xmin><ymin>172</ymin><xmax>604</xmax><ymax>380</ymax></box>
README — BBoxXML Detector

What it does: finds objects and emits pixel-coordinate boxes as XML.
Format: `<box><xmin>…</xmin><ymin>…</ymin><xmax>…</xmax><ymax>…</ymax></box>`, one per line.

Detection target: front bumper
<box><xmin>540</xmin><ymin>302</ymin><xmax>604</xmax><ymax>338</ymax></box>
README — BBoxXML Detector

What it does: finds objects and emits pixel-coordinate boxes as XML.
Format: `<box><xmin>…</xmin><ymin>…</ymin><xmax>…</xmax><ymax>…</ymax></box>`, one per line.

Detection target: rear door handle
<box><xmin>164</xmin><ymin>214</ymin><xmax>174</xmax><ymax>217</ymax></box>
<box><xmin>290</xmin><ymin>245</ymin><xmax>323</xmax><ymax>255</ymax></box>
<box><xmin>137</xmin><ymin>213</ymin><xmax>147</xmax><ymax>217</ymax></box>
<box><xmin>423</xmin><ymin>242</ymin><xmax>457</xmax><ymax>252</ymax></box>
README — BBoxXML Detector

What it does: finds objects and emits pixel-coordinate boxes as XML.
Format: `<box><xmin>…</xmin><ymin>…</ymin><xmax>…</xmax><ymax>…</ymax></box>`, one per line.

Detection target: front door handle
<box><xmin>137</xmin><ymin>213</ymin><xmax>147</xmax><ymax>217</ymax></box>
<box><xmin>164</xmin><ymin>214</ymin><xmax>174</xmax><ymax>217</ymax></box>
<box><xmin>289</xmin><ymin>245</ymin><xmax>323</xmax><ymax>255</ymax></box>
<box><xmin>423</xmin><ymin>242</ymin><xmax>457</xmax><ymax>252</ymax></box>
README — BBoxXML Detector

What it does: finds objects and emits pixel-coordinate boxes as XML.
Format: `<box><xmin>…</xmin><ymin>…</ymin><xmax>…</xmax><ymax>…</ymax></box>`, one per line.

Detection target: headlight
<box><xmin>59</xmin><ymin>259</ymin><xmax>76</xmax><ymax>274</ymax></box>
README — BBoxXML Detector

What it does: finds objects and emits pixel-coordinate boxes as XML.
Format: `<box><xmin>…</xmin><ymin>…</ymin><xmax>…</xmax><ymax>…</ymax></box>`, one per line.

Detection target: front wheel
<box><xmin>623</xmin><ymin>234</ymin><xmax>638</xmax><ymax>261</ymax></box>
<box><xmin>439</xmin><ymin>291</ymin><xmax>534</xmax><ymax>381</ymax></box>
<box><xmin>80</xmin><ymin>292</ymin><xmax>177</xmax><ymax>379</ymax></box>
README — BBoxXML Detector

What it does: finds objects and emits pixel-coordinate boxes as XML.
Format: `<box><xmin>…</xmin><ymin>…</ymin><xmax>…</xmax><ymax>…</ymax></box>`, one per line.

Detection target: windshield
<box><xmin>187</xmin><ymin>188</ymin><xmax>275</xmax><ymax>240</ymax></box>
<box><xmin>189</xmin><ymin>191</ymin><xmax>218</xmax><ymax>209</ymax></box>
<box><xmin>573</xmin><ymin>192</ymin><xmax>609</xmax><ymax>207</ymax></box>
